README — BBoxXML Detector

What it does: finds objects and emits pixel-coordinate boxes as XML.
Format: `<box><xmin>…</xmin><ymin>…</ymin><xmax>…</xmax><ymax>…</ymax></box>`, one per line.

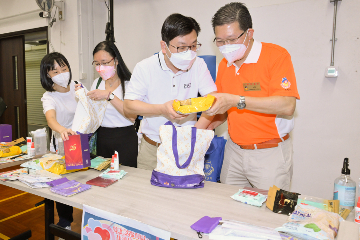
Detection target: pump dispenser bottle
<box><xmin>333</xmin><ymin>158</ymin><xmax>356</xmax><ymax>211</ymax></box>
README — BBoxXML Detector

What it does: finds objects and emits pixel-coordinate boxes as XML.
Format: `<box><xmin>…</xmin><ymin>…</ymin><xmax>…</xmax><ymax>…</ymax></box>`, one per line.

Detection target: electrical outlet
<box><xmin>325</xmin><ymin>66</ymin><xmax>338</xmax><ymax>78</ymax></box>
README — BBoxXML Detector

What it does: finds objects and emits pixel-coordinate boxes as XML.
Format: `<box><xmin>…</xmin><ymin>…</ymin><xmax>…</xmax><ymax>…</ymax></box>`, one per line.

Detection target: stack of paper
<box><xmin>90</xmin><ymin>156</ymin><xmax>111</xmax><ymax>171</ymax></box>
<box><xmin>99</xmin><ymin>169</ymin><xmax>127</xmax><ymax>180</ymax></box>
<box><xmin>18</xmin><ymin>170</ymin><xmax>62</xmax><ymax>188</ymax></box>
<box><xmin>0</xmin><ymin>154</ymin><xmax>32</xmax><ymax>165</ymax></box>
<box><xmin>0</xmin><ymin>168</ymin><xmax>28</xmax><ymax>181</ymax></box>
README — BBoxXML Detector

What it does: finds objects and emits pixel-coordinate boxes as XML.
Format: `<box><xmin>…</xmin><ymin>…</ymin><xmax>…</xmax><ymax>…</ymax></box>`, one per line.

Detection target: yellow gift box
<box><xmin>173</xmin><ymin>95</ymin><xmax>215</xmax><ymax>114</ymax></box>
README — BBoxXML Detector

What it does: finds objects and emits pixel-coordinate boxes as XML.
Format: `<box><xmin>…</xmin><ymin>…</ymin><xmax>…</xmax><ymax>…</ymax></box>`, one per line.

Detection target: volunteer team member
<box><xmin>40</xmin><ymin>52</ymin><xmax>76</xmax><ymax>231</ymax></box>
<box><xmin>205</xmin><ymin>2</ymin><xmax>300</xmax><ymax>190</ymax></box>
<box><xmin>124</xmin><ymin>13</ymin><xmax>217</xmax><ymax>170</ymax></box>
<box><xmin>78</xmin><ymin>41</ymin><xmax>138</xmax><ymax>167</ymax></box>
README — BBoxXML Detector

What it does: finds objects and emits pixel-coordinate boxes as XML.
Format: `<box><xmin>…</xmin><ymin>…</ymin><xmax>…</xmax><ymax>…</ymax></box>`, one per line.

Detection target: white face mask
<box><xmin>218</xmin><ymin>31</ymin><xmax>249</xmax><ymax>64</ymax></box>
<box><xmin>165</xmin><ymin>44</ymin><xmax>197</xmax><ymax>70</ymax></box>
<box><xmin>51</xmin><ymin>72</ymin><xmax>70</xmax><ymax>88</ymax></box>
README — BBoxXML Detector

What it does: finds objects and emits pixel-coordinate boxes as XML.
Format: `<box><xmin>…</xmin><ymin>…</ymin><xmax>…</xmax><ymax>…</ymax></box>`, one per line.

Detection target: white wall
<box><xmin>1</xmin><ymin>0</ymin><xmax>359</xmax><ymax>199</ymax></box>
<box><xmin>0</xmin><ymin>1</ymin><xmax>47</xmax><ymax>35</ymax></box>
<box><xmin>250</xmin><ymin>0</ymin><xmax>360</xmax><ymax>199</ymax></box>
<box><xmin>111</xmin><ymin>0</ymin><xmax>360</xmax><ymax>199</ymax></box>
<box><xmin>77</xmin><ymin>0</ymin><xmax>107</xmax><ymax>88</ymax></box>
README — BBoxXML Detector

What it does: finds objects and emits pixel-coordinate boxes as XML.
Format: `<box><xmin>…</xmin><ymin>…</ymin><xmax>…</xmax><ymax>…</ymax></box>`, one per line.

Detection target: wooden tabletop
<box><xmin>0</xmin><ymin>166</ymin><xmax>358</xmax><ymax>239</ymax></box>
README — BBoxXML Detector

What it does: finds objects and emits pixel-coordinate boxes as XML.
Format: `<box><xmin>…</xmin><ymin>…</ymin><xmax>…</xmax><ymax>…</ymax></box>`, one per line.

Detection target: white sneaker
<box><xmin>58</xmin><ymin>226</ymin><xmax>71</xmax><ymax>240</ymax></box>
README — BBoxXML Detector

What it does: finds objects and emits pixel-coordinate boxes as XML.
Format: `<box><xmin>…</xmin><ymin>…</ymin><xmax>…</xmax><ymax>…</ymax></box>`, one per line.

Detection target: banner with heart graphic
<box><xmin>82</xmin><ymin>205</ymin><xmax>171</xmax><ymax>240</ymax></box>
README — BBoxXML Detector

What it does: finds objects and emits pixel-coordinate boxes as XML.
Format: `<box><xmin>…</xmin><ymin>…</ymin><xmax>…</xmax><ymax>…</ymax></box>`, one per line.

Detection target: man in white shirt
<box><xmin>124</xmin><ymin>13</ymin><xmax>217</xmax><ymax>170</ymax></box>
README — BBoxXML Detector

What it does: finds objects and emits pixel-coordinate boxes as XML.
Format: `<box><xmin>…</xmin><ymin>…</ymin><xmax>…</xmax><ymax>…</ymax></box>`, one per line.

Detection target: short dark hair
<box><xmin>40</xmin><ymin>52</ymin><xmax>72</xmax><ymax>92</ymax></box>
<box><xmin>161</xmin><ymin>13</ymin><xmax>201</xmax><ymax>44</ymax></box>
<box><xmin>212</xmin><ymin>2</ymin><xmax>252</xmax><ymax>32</ymax></box>
<box><xmin>93</xmin><ymin>41</ymin><xmax>131</xmax><ymax>99</ymax></box>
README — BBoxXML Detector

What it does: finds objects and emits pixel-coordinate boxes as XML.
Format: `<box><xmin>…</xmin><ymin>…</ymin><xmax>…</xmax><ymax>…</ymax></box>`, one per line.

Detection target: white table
<box><xmin>0</xmin><ymin>166</ymin><xmax>358</xmax><ymax>239</ymax></box>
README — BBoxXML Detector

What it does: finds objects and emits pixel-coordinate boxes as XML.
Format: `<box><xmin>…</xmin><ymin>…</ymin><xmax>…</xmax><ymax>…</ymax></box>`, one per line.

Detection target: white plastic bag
<box><xmin>209</xmin><ymin>220</ymin><xmax>282</xmax><ymax>240</ymax></box>
<box><xmin>72</xmin><ymin>86</ymin><xmax>108</xmax><ymax>134</ymax></box>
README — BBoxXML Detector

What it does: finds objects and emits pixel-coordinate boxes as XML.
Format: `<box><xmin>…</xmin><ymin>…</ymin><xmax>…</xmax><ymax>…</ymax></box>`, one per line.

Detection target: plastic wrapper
<box><xmin>276</xmin><ymin>203</ymin><xmax>342</xmax><ymax>240</ymax></box>
<box><xmin>267</xmin><ymin>185</ymin><xmax>281</xmax><ymax>210</ymax></box>
<box><xmin>99</xmin><ymin>169</ymin><xmax>127</xmax><ymax>180</ymax></box>
<box><xmin>40</xmin><ymin>157</ymin><xmax>88</xmax><ymax>175</ymax></box>
<box><xmin>0</xmin><ymin>168</ymin><xmax>28</xmax><ymax>181</ymax></box>
<box><xmin>21</xmin><ymin>153</ymin><xmax>88</xmax><ymax>175</ymax></box>
<box><xmin>279</xmin><ymin>232</ymin><xmax>300</xmax><ymax>240</ymax></box>
<box><xmin>172</xmin><ymin>94</ymin><xmax>215</xmax><ymax>114</ymax></box>
<box><xmin>338</xmin><ymin>207</ymin><xmax>351</xmax><ymax>220</ymax></box>
<box><xmin>90</xmin><ymin>156</ymin><xmax>111</xmax><ymax>171</ymax></box>
<box><xmin>273</xmin><ymin>189</ymin><xmax>300</xmax><ymax>215</ymax></box>
<box><xmin>0</xmin><ymin>146</ymin><xmax>22</xmax><ymax>158</ymax></box>
<box><xmin>209</xmin><ymin>220</ymin><xmax>282</xmax><ymax>240</ymax></box>
<box><xmin>297</xmin><ymin>195</ymin><xmax>339</xmax><ymax>213</ymax></box>
<box><xmin>231</xmin><ymin>188</ymin><xmax>267</xmax><ymax>207</ymax></box>
<box><xmin>21</xmin><ymin>154</ymin><xmax>63</xmax><ymax>170</ymax></box>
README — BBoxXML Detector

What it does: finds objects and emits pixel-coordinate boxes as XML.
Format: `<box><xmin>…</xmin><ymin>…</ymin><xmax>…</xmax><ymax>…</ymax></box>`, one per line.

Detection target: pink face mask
<box><xmin>96</xmin><ymin>65</ymin><xmax>116</xmax><ymax>80</ymax></box>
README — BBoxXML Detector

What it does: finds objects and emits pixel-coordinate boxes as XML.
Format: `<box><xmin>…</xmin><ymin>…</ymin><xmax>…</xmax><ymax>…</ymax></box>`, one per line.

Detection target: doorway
<box><xmin>24</xmin><ymin>31</ymin><xmax>48</xmax><ymax>133</ymax></box>
<box><xmin>0</xmin><ymin>27</ymin><xmax>48</xmax><ymax>140</ymax></box>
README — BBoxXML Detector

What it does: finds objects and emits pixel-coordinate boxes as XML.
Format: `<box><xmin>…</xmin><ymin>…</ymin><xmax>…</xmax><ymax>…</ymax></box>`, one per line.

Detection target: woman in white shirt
<box><xmin>76</xmin><ymin>41</ymin><xmax>138</xmax><ymax>167</ymax></box>
<box><xmin>40</xmin><ymin>52</ymin><xmax>75</xmax><ymax>230</ymax></box>
<box><xmin>40</xmin><ymin>53</ymin><xmax>77</xmax><ymax>150</ymax></box>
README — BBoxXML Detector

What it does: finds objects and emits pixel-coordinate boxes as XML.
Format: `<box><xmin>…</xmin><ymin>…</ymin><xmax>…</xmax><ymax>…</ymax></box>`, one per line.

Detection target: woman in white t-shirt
<box><xmin>40</xmin><ymin>52</ymin><xmax>76</xmax><ymax>230</ymax></box>
<box><xmin>76</xmin><ymin>41</ymin><xmax>138</xmax><ymax>167</ymax></box>
<box><xmin>40</xmin><ymin>53</ymin><xmax>77</xmax><ymax>151</ymax></box>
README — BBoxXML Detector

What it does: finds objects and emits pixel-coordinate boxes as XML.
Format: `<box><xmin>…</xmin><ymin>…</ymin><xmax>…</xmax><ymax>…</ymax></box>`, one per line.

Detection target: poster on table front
<box><xmin>82</xmin><ymin>205</ymin><xmax>171</xmax><ymax>240</ymax></box>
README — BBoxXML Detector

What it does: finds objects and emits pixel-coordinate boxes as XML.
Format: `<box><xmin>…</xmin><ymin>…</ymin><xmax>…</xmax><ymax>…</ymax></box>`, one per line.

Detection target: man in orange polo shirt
<box><xmin>205</xmin><ymin>2</ymin><xmax>300</xmax><ymax>191</ymax></box>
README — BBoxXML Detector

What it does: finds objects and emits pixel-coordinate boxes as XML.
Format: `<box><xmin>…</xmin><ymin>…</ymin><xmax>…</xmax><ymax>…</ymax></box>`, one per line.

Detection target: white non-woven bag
<box><xmin>72</xmin><ymin>85</ymin><xmax>108</xmax><ymax>134</ymax></box>
<box><xmin>151</xmin><ymin>121</ymin><xmax>214</xmax><ymax>188</ymax></box>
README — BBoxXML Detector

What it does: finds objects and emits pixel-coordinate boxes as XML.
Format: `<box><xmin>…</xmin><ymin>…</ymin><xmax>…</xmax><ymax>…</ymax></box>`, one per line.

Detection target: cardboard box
<box><xmin>64</xmin><ymin>134</ymin><xmax>91</xmax><ymax>170</ymax></box>
<box><xmin>0</xmin><ymin>124</ymin><xmax>12</xmax><ymax>142</ymax></box>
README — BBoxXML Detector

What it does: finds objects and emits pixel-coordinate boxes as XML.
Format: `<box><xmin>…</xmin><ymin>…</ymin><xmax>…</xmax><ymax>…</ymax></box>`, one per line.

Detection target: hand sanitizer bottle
<box><xmin>333</xmin><ymin>158</ymin><xmax>356</xmax><ymax>211</ymax></box>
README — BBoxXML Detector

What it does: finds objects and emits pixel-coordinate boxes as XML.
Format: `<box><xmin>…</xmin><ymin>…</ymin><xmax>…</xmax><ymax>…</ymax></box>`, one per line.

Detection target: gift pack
<box><xmin>151</xmin><ymin>121</ymin><xmax>214</xmax><ymax>189</ymax></box>
<box><xmin>64</xmin><ymin>134</ymin><xmax>91</xmax><ymax>170</ymax></box>
<box><xmin>0</xmin><ymin>124</ymin><xmax>12</xmax><ymax>142</ymax></box>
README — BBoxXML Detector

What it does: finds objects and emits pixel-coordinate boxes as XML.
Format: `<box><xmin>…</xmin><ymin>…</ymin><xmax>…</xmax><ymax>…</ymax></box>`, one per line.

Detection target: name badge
<box><xmin>243</xmin><ymin>82</ymin><xmax>261</xmax><ymax>91</ymax></box>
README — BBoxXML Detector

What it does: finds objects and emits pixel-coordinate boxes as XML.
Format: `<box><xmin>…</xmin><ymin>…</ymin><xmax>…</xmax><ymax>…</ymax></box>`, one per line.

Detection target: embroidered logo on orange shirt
<box><xmin>281</xmin><ymin>77</ymin><xmax>291</xmax><ymax>89</ymax></box>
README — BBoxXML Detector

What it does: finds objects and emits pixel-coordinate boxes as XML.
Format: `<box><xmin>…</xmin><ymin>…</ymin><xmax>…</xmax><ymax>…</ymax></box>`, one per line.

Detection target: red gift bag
<box><xmin>64</xmin><ymin>134</ymin><xmax>91</xmax><ymax>170</ymax></box>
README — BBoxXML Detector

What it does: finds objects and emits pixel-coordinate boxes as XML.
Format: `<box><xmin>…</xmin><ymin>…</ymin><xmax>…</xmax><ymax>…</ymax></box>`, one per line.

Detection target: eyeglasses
<box><xmin>92</xmin><ymin>58</ymin><xmax>114</xmax><ymax>67</ymax></box>
<box><xmin>213</xmin><ymin>30</ymin><xmax>247</xmax><ymax>47</ymax></box>
<box><xmin>168</xmin><ymin>42</ymin><xmax>202</xmax><ymax>53</ymax></box>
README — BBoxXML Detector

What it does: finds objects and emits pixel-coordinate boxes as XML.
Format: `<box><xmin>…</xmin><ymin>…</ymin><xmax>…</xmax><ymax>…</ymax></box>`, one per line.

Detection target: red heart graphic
<box><xmin>94</xmin><ymin>227</ymin><xmax>110</xmax><ymax>240</ymax></box>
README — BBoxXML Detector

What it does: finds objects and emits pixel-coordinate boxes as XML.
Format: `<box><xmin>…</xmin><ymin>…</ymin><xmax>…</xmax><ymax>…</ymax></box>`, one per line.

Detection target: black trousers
<box><xmin>56</xmin><ymin>202</ymin><xmax>73</xmax><ymax>227</ymax></box>
<box><xmin>97</xmin><ymin>125</ymin><xmax>138</xmax><ymax>168</ymax></box>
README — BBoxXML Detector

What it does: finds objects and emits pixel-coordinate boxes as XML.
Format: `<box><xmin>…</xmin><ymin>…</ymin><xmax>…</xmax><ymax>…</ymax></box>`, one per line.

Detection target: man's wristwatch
<box><xmin>108</xmin><ymin>92</ymin><xmax>115</xmax><ymax>101</ymax></box>
<box><xmin>237</xmin><ymin>96</ymin><xmax>246</xmax><ymax>109</ymax></box>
